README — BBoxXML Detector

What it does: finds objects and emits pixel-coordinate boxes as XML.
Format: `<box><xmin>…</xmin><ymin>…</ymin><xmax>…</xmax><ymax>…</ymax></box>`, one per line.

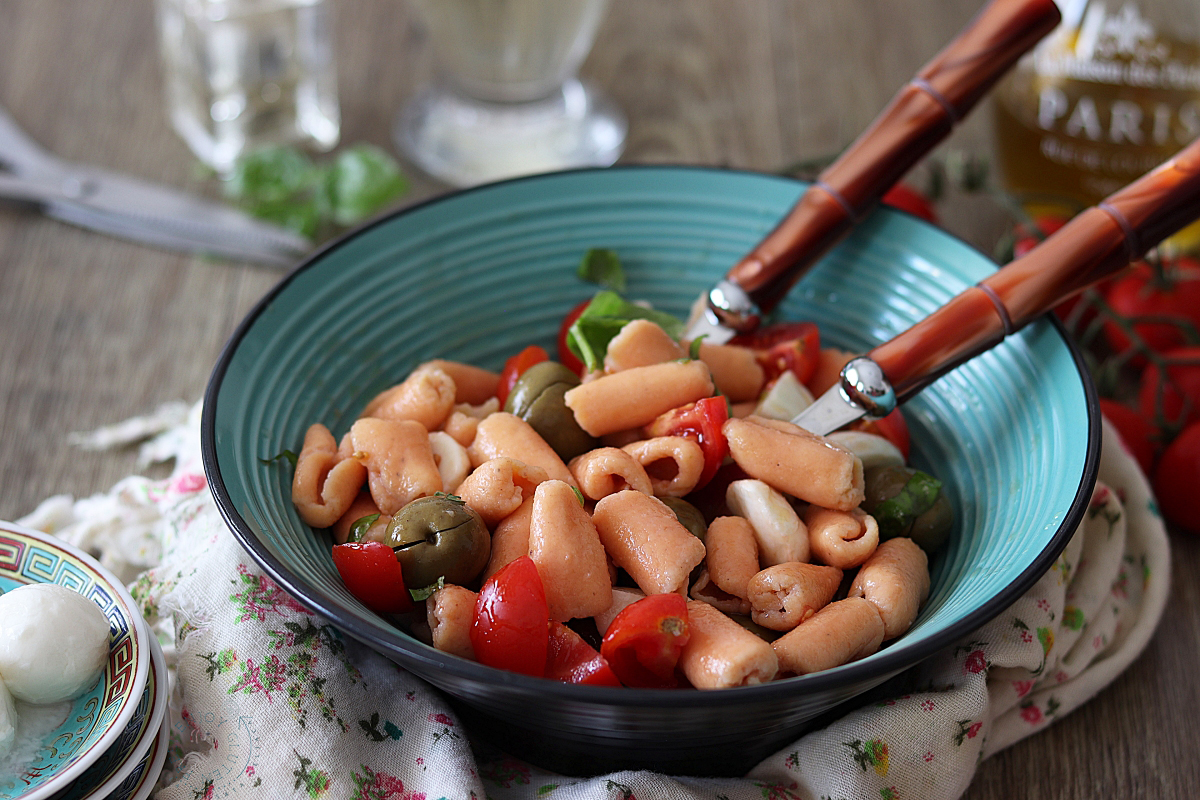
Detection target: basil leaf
<box><xmin>565</xmin><ymin>291</ymin><xmax>685</xmax><ymax>373</ymax></box>
<box><xmin>577</xmin><ymin>248</ymin><xmax>626</xmax><ymax>292</ymax></box>
<box><xmin>260</xmin><ymin>449</ymin><xmax>298</xmax><ymax>467</ymax></box>
<box><xmin>571</xmin><ymin>486</ymin><xmax>586</xmax><ymax>507</ymax></box>
<box><xmin>873</xmin><ymin>470</ymin><xmax>943</xmax><ymax>539</ymax></box>
<box><xmin>347</xmin><ymin>513</ymin><xmax>381</xmax><ymax>543</ymax></box>
<box><xmin>326</xmin><ymin>144</ymin><xmax>409</xmax><ymax>226</ymax></box>
<box><xmin>409</xmin><ymin>576</ymin><xmax>445</xmax><ymax>602</ymax></box>
<box><xmin>688</xmin><ymin>335</ymin><xmax>706</xmax><ymax>360</ymax></box>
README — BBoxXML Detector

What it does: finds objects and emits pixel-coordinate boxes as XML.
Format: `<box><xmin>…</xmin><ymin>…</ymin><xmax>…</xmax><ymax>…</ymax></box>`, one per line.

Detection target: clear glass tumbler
<box><xmin>394</xmin><ymin>0</ymin><xmax>627</xmax><ymax>187</ymax></box>
<box><xmin>157</xmin><ymin>0</ymin><xmax>341</xmax><ymax>174</ymax></box>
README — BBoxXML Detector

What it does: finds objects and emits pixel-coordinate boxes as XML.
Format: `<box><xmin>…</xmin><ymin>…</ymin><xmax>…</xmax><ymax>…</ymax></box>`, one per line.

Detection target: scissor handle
<box><xmin>869</xmin><ymin>136</ymin><xmax>1200</xmax><ymax>399</ymax></box>
<box><xmin>716</xmin><ymin>0</ymin><xmax>1061</xmax><ymax>330</ymax></box>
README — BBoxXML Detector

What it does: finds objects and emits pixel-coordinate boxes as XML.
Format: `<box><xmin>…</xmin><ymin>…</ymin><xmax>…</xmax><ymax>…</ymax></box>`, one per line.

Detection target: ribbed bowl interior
<box><xmin>203</xmin><ymin>167</ymin><xmax>1097</xmax><ymax>776</ymax></box>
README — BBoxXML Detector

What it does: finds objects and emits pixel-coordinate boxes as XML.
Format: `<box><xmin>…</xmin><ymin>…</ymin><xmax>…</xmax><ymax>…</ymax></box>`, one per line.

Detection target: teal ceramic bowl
<box><xmin>203</xmin><ymin>166</ymin><xmax>1099</xmax><ymax>776</ymax></box>
<box><xmin>0</xmin><ymin>522</ymin><xmax>150</xmax><ymax>800</ymax></box>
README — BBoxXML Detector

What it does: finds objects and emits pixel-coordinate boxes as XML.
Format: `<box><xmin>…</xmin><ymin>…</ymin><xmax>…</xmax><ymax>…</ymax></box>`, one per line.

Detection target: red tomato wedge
<box><xmin>849</xmin><ymin>408</ymin><xmax>912</xmax><ymax>461</ymax></box>
<box><xmin>731</xmin><ymin>322</ymin><xmax>821</xmax><ymax>387</ymax></box>
<box><xmin>331</xmin><ymin>542</ymin><xmax>414</xmax><ymax>614</ymax></box>
<box><xmin>600</xmin><ymin>593</ymin><xmax>690</xmax><ymax>688</ymax></box>
<box><xmin>470</xmin><ymin>556</ymin><xmax>550</xmax><ymax>677</ymax></box>
<box><xmin>557</xmin><ymin>298</ymin><xmax>591</xmax><ymax>375</ymax></box>
<box><xmin>545</xmin><ymin>622</ymin><xmax>622</xmax><ymax>686</ymax></box>
<box><xmin>496</xmin><ymin>345</ymin><xmax>549</xmax><ymax>407</ymax></box>
<box><xmin>643</xmin><ymin>396</ymin><xmax>729</xmax><ymax>489</ymax></box>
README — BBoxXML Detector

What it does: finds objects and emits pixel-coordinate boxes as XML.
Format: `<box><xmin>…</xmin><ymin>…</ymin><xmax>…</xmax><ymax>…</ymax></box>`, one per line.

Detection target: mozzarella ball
<box><xmin>0</xmin><ymin>584</ymin><xmax>111</xmax><ymax>704</ymax></box>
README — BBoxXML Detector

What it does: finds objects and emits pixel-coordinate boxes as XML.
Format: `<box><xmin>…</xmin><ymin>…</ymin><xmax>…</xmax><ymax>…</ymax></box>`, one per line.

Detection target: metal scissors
<box><xmin>0</xmin><ymin>105</ymin><xmax>311</xmax><ymax>268</ymax></box>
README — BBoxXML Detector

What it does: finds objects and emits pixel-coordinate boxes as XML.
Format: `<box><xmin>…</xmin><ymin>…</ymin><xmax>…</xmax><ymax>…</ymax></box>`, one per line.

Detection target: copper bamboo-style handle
<box><xmin>869</xmin><ymin>136</ymin><xmax>1200</xmax><ymax>399</ymax></box>
<box><xmin>719</xmin><ymin>0</ymin><xmax>1061</xmax><ymax>327</ymax></box>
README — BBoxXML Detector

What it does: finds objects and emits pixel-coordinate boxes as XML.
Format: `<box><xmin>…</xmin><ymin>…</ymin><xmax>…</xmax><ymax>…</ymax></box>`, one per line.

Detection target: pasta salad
<box><xmin>289</xmin><ymin>268</ymin><xmax>952</xmax><ymax>689</ymax></box>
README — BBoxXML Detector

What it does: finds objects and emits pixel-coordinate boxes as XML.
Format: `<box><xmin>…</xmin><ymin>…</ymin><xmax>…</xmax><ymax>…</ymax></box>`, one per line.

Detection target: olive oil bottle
<box><xmin>992</xmin><ymin>0</ymin><xmax>1200</xmax><ymax>249</ymax></box>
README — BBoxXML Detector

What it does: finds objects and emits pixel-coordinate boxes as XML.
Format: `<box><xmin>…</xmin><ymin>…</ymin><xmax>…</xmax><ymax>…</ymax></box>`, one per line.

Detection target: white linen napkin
<box><xmin>19</xmin><ymin>403</ymin><xmax>1169</xmax><ymax>800</ymax></box>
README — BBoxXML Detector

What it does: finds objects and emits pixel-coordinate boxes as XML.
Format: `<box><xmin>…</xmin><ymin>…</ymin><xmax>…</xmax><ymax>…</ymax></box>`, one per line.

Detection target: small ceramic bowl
<box><xmin>52</xmin><ymin>618</ymin><xmax>168</xmax><ymax>800</ymax></box>
<box><xmin>202</xmin><ymin>167</ymin><xmax>1099</xmax><ymax>776</ymax></box>
<box><xmin>0</xmin><ymin>522</ymin><xmax>150</xmax><ymax>800</ymax></box>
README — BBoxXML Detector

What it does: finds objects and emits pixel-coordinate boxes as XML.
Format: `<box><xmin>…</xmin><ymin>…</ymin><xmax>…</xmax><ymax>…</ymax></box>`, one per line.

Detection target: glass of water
<box><xmin>394</xmin><ymin>0</ymin><xmax>627</xmax><ymax>187</ymax></box>
<box><xmin>156</xmin><ymin>0</ymin><xmax>341</xmax><ymax>174</ymax></box>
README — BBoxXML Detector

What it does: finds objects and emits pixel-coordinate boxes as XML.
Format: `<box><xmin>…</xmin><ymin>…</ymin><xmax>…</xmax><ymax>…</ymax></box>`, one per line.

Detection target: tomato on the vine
<box><xmin>1098</xmin><ymin>398</ymin><xmax>1159</xmax><ymax>476</ymax></box>
<box><xmin>496</xmin><ymin>345</ymin><xmax>549</xmax><ymax>407</ymax></box>
<box><xmin>1103</xmin><ymin>259</ymin><xmax>1200</xmax><ymax>363</ymax></box>
<box><xmin>470</xmin><ymin>555</ymin><xmax>550</xmax><ymax>676</ymax></box>
<box><xmin>1137</xmin><ymin>347</ymin><xmax>1200</xmax><ymax>432</ymax></box>
<box><xmin>600</xmin><ymin>593</ymin><xmax>690</xmax><ymax>688</ymax></box>
<box><xmin>881</xmin><ymin>184</ymin><xmax>938</xmax><ymax>224</ymax></box>
<box><xmin>1153</xmin><ymin>421</ymin><xmax>1200</xmax><ymax>535</ymax></box>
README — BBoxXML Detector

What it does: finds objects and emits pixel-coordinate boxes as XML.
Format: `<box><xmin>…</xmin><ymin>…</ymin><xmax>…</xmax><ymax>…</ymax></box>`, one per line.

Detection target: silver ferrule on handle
<box><xmin>841</xmin><ymin>357</ymin><xmax>897</xmax><ymax>418</ymax></box>
<box><xmin>705</xmin><ymin>279</ymin><xmax>762</xmax><ymax>336</ymax></box>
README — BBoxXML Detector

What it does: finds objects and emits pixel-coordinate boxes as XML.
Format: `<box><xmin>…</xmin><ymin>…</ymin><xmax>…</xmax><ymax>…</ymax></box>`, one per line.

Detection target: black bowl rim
<box><xmin>201</xmin><ymin>163</ymin><xmax>1101</xmax><ymax>708</ymax></box>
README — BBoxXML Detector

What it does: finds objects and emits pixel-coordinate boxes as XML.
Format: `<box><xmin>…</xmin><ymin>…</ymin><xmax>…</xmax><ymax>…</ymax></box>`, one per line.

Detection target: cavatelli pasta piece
<box><xmin>528</xmin><ymin>480</ymin><xmax>613</xmax><ymax>621</ymax></box>
<box><xmin>569</xmin><ymin>447</ymin><xmax>653</xmax><ymax>500</ymax></box>
<box><xmin>747</xmin><ymin>562</ymin><xmax>843</xmax><ymax>631</ymax></box>
<box><xmin>292</xmin><ymin>423</ymin><xmax>368</xmax><ymax>528</ymax></box>
<box><xmin>483</xmin><ymin>497</ymin><xmax>534</xmax><ymax>581</ymax></box>
<box><xmin>848</xmin><ymin>537</ymin><xmax>930</xmax><ymax>640</ymax></box>
<box><xmin>592</xmin><ymin>490</ymin><xmax>706</xmax><ymax>596</ymax></box>
<box><xmin>423</xmin><ymin>359</ymin><xmax>500</xmax><ymax>405</ymax></box>
<box><xmin>689</xmin><ymin>568</ymin><xmax>752</xmax><ymax>616</ymax></box>
<box><xmin>361</xmin><ymin>364</ymin><xmax>457</xmax><ymax>431</ymax></box>
<box><xmin>692</xmin><ymin>340</ymin><xmax>765</xmax><ymax>403</ymax></box>
<box><xmin>564</xmin><ymin>360</ymin><xmax>715</xmax><ymax>437</ymax></box>
<box><xmin>622</xmin><ymin>436</ymin><xmax>705</xmax><ymax>497</ymax></box>
<box><xmin>704</xmin><ymin>516</ymin><xmax>760</xmax><ymax>601</ymax></box>
<box><xmin>467</xmin><ymin>412</ymin><xmax>577</xmax><ymax>488</ymax></box>
<box><xmin>724</xmin><ymin>415</ymin><xmax>865</xmax><ymax>512</ymax></box>
<box><xmin>427</xmin><ymin>585</ymin><xmax>478</xmax><ymax>660</ymax></box>
<box><xmin>679</xmin><ymin>600</ymin><xmax>779</xmax><ymax>688</ymax></box>
<box><xmin>350</xmin><ymin>417</ymin><xmax>443</xmax><ymax>515</ymax></box>
<box><xmin>603</xmin><ymin>319</ymin><xmax>685</xmax><ymax>372</ymax></box>
<box><xmin>331</xmin><ymin>490</ymin><xmax>390</xmax><ymax>545</ymax></box>
<box><xmin>454</xmin><ymin>457</ymin><xmax>548</xmax><ymax>528</ymax></box>
<box><xmin>771</xmin><ymin>597</ymin><xmax>885</xmax><ymax>676</ymax></box>
<box><xmin>805</xmin><ymin>506</ymin><xmax>880</xmax><ymax>569</ymax></box>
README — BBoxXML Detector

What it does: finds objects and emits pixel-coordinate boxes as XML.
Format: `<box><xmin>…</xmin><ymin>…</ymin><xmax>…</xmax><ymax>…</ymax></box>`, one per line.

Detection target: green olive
<box><xmin>385</xmin><ymin>495</ymin><xmax>490</xmax><ymax>589</ymax></box>
<box><xmin>862</xmin><ymin>464</ymin><xmax>953</xmax><ymax>554</ymax></box>
<box><xmin>503</xmin><ymin>361</ymin><xmax>597</xmax><ymax>461</ymax></box>
<box><xmin>659</xmin><ymin>496</ymin><xmax>707</xmax><ymax>542</ymax></box>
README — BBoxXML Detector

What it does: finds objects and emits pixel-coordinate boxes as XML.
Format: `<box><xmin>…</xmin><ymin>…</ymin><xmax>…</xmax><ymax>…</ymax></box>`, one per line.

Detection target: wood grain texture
<box><xmin>0</xmin><ymin>1</ymin><xmax>1196</xmax><ymax>796</ymax></box>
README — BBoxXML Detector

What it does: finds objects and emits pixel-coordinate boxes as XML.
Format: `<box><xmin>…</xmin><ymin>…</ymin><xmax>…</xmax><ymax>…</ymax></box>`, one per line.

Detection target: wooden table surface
<box><xmin>1</xmin><ymin>1</ymin><xmax>1196</xmax><ymax>796</ymax></box>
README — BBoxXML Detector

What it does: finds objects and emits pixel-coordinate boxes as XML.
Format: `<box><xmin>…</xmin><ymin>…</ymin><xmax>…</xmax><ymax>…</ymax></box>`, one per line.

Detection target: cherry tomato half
<box><xmin>557</xmin><ymin>298</ymin><xmax>591</xmax><ymax>376</ymax></box>
<box><xmin>1153</xmin><ymin>420</ymin><xmax>1200</xmax><ymax>535</ymax></box>
<box><xmin>470</xmin><ymin>555</ymin><xmax>549</xmax><ymax>677</ymax></box>
<box><xmin>600</xmin><ymin>593</ymin><xmax>690</xmax><ymax>688</ymax></box>
<box><xmin>331</xmin><ymin>541</ymin><xmax>414</xmax><ymax>614</ymax></box>
<box><xmin>496</xmin><ymin>345</ymin><xmax>549</xmax><ymax>408</ymax></box>
<box><xmin>545</xmin><ymin>622</ymin><xmax>621</xmax><ymax>686</ymax></box>
<box><xmin>730</xmin><ymin>322</ymin><xmax>821</xmax><ymax>388</ymax></box>
<box><xmin>643</xmin><ymin>396</ymin><xmax>729</xmax><ymax>489</ymax></box>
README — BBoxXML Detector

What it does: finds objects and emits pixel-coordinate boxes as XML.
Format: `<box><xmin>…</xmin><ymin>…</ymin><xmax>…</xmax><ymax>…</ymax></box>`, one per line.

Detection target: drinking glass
<box><xmin>395</xmin><ymin>0</ymin><xmax>627</xmax><ymax>187</ymax></box>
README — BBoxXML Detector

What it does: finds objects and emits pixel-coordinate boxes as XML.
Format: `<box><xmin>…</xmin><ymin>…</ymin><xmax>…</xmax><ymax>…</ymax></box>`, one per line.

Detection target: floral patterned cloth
<box><xmin>19</xmin><ymin>404</ymin><xmax>1169</xmax><ymax>800</ymax></box>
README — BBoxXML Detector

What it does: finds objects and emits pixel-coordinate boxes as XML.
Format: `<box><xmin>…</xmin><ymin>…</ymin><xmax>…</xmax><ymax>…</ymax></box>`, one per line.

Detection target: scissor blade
<box><xmin>60</xmin><ymin>165</ymin><xmax>311</xmax><ymax>258</ymax></box>
<box><xmin>789</xmin><ymin>384</ymin><xmax>868</xmax><ymax>436</ymax></box>
<box><xmin>46</xmin><ymin>201</ymin><xmax>298</xmax><ymax>268</ymax></box>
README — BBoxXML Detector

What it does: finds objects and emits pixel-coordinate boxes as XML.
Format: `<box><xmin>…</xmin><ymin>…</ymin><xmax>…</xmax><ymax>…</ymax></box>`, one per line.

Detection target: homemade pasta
<box><xmin>289</xmin><ymin>284</ymin><xmax>953</xmax><ymax>690</ymax></box>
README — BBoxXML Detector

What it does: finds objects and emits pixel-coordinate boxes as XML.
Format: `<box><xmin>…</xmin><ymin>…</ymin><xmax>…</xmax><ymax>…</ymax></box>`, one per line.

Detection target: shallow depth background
<box><xmin>0</xmin><ymin>1</ymin><xmax>1195</xmax><ymax>796</ymax></box>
